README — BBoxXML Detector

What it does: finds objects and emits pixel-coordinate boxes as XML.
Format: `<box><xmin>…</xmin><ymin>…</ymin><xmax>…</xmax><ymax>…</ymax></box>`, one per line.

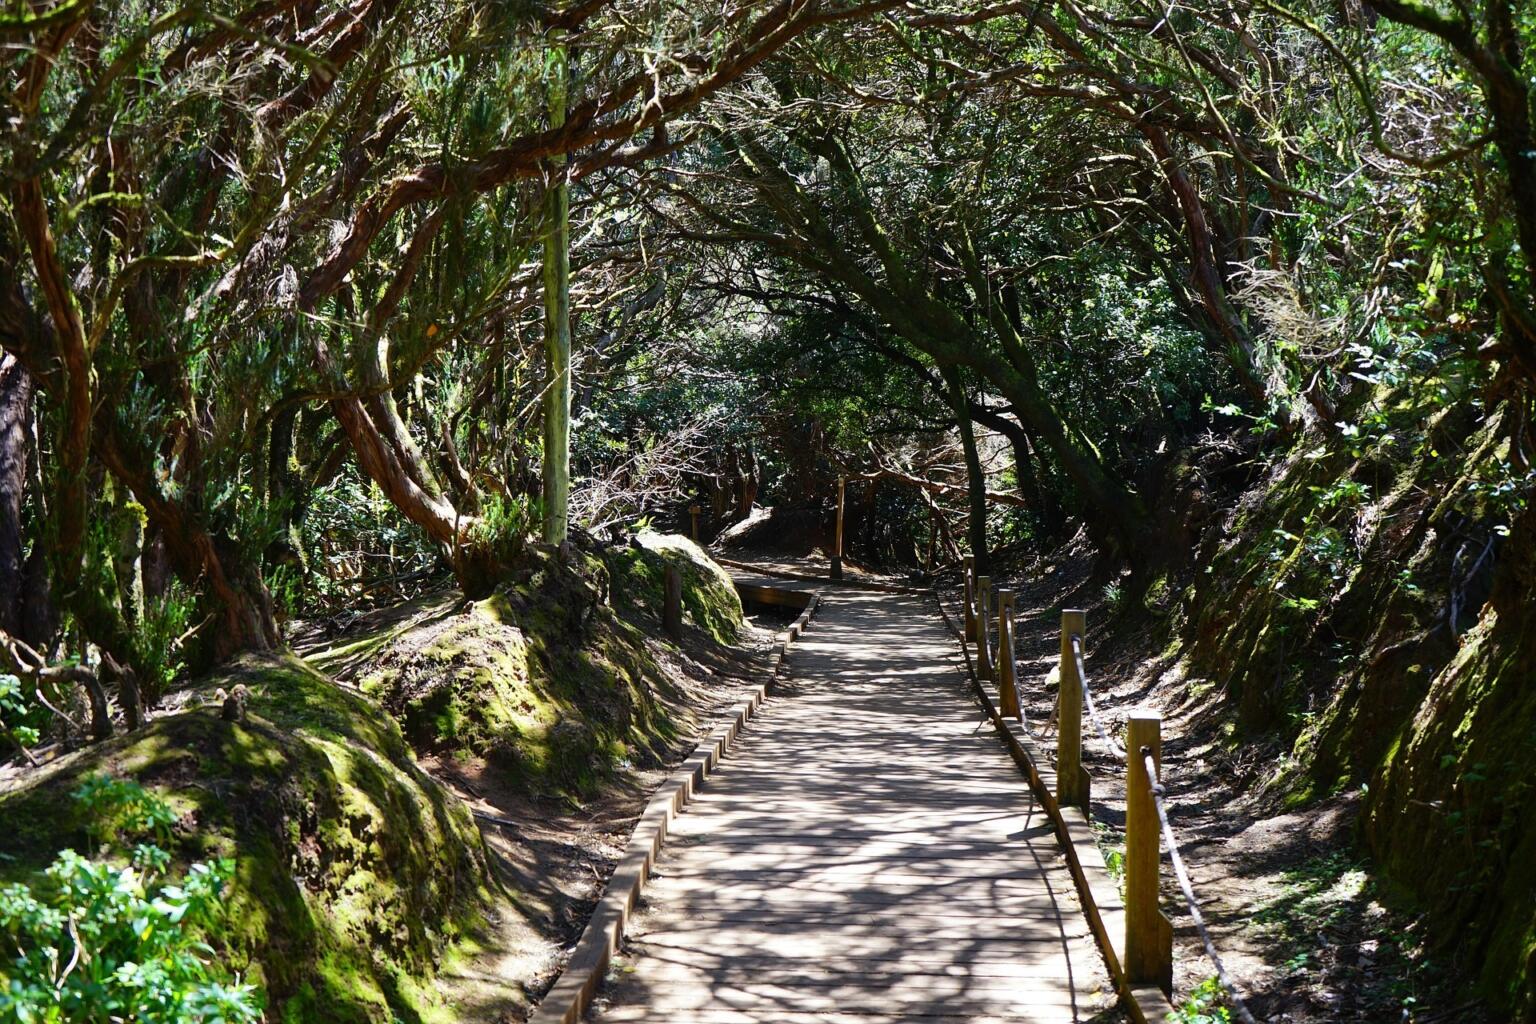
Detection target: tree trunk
<box><xmin>943</xmin><ymin>366</ymin><xmax>990</xmax><ymax>573</ymax></box>
<box><xmin>541</xmin><ymin>39</ymin><xmax>572</xmax><ymax>545</ymax></box>
<box><xmin>1143</xmin><ymin>125</ymin><xmax>1275</xmax><ymax>412</ymax></box>
<box><xmin>0</xmin><ymin>354</ymin><xmax>31</xmax><ymax>636</ymax></box>
<box><xmin>97</xmin><ymin>425</ymin><xmax>277</xmax><ymax>660</ymax></box>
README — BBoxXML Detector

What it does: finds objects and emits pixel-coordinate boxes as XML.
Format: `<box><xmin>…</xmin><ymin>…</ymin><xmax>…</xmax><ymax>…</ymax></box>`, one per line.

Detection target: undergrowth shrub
<box><xmin>0</xmin><ymin>775</ymin><xmax>260</xmax><ymax>1024</ymax></box>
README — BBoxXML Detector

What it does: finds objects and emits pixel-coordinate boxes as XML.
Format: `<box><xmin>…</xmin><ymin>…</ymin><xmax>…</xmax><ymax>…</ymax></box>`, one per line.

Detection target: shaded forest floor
<box><xmin>959</xmin><ymin>542</ymin><xmax>1492</xmax><ymax>1023</ymax></box>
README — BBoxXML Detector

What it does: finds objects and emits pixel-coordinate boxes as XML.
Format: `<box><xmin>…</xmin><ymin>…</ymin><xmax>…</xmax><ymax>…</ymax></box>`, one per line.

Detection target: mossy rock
<box><xmin>0</xmin><ymin>654</ymin><xmax>495</xmax><ymax>1024</ymax></box>
<box><xmin>611</xmin><ymin>532</ymin><xmax>744</xmax><ymax>645</ymax></box>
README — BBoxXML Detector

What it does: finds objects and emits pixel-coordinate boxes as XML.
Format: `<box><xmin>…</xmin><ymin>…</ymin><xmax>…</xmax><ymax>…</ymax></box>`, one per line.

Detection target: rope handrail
<box><xmin>958</xmin><ymin>554</ymin><xmax>1263</xmax><ymax>1021</ymax></box>
<box><xmin>1142</xmin><ymin>749</ymin><xmax>1262</xmax><ymax>1024</ymax></box>
<box><xmin>1071</xmin><ymin>633</ymin><xmax>1126</xmax><ymax>757</ymax></box>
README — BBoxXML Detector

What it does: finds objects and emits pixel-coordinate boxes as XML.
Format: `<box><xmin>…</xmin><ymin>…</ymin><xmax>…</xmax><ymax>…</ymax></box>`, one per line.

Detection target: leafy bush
<box><xmin>0</xmin><ymin>675</ymin><xmax>41</xmax><ymax>754</ymax></box>
<box><xmin>133</xmin><ymin>585</ymin><xmax>195</xmax><ymax>706</ymax></box>
<box><xmin>467</xmin><ymin>492</ymin><xmax>536</xmax><ymax>565</ymax></box>
<box><xmin>0</xmin><ymin>776</ymin><xmax>261</xmax><ymax>1024</ymax></box>
<box><xmin>1169</xmin><ymin>977</ymin><xmax>1231</xmax><ymax>1024</ymax></box>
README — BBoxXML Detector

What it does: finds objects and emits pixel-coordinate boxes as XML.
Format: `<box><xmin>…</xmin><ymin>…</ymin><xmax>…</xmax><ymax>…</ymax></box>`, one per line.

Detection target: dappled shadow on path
<box><xmin>593</xmin><ymin>589</ymin><xmax>1120</xmax><ymax>1023</ymax></box>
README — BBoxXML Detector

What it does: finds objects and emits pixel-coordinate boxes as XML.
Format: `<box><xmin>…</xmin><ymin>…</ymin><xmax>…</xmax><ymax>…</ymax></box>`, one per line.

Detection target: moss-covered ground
<box><xmin>0</xmin><ymin>536</ymin><xmax>753</xmax><ymax>1023</ymax></box>
<box><xmin>0</xmin><ymin>654</ymin><xmax>494</xmax><ymax>1024</ymax></box>
<box><xmin>312</xmin><ymin>535</ymin><xmax>744</xmax><ymax>802</ymax></box>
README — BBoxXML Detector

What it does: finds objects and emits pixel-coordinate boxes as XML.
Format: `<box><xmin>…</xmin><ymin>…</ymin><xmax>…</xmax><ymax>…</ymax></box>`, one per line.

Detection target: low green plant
<box><xmin>1168</xmin><ymin>977</ymin><xmax>1231</xmax><ymax>1024</ymax></box>
<box><xmin>0</xmin><ymin>674</ymin><xmax>42</xmax><ymax>756</ymax></box>
<box><xmin>1102</xmin><ymin>581</ymin><xmax>1125</xmax><ymax>615</ymax></box>
<box><xmin>134</xmin><ymin>585</ymin><xmax>195</xmax><ymax>706</ymax></box>
<box><xmin>467</xmin><ymin>493</ymin><xmax>536</xmax><ymax>565</ymax></box>
<box><xmin>0</xmin><ymin>775</ymin><xmax>261</xmax><ymax>1024</ymax></box>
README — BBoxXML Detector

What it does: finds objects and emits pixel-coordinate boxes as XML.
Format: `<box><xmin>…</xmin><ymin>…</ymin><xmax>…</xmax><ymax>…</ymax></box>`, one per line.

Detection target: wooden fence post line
<box><xmin>975</xmin><ymin>576</ymin><xmax>993</xmax><ymax>680</ymax></box>
<box><xmin>663</xmin><ymin>564</ymin><xmax>683</xmax><ymax>640</ymax></box>
<box><xmin>1057</xmin><ymin>609</ymin><xmax>1089</xmax><ymax>810</ymax></box>
<box><xmin>831</xmin><ymin>476</ymin><xmax>846</xmax><ymax>581</ymax></box>
<box><xmin>962</xmin><ymin>555</ymin><xmax>977</xmax><ymax>641</ymax></box>
<box><xmin>1125</xmin><ymin>709</ymin><xmax>1173</xmax><ymax>993</ymax></box>
<box><xmin>688</xmin><ymin>505</ymin><xmax>701</xmax><ymax>544</ymax></box>
<box><xmin>996</xmin><ymin>590</ymin><xmax>1020</xmax><ymax>719</ymax></box>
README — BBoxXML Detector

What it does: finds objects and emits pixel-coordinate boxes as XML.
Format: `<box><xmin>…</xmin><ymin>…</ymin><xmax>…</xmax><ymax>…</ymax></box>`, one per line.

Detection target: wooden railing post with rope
<box><xmin>831</xmin><ymin>476</ymin><xmax>846</xmax><ymax>581</ymax></box>
<box><xmin>1058</xmin><ymin>609</ymin><xmax>1089</xmax><ymax>811</ymax></box>
<box><xmin>995</xmin><ymin>589</ymin><xmax>1021</xmax><ymax>720</ymax></box>
<box><xmin>1126</xmin><ymin>709</ymin><xmax>1172</xmax><ymax>992</ymax></box>
<box><xmin>975</xmin><ymin>575</ymin><xmax>994</xmax><ymax>680</ymax></box>
<box><xmin>949</xmin><ymin>537</ymin><xmax>1261</xmax><ymax>1024</ymax></box>
<box><xmin>962</xmin><ymin>556</ymin><xmax>977</xmax><ymax>641</ymax></box>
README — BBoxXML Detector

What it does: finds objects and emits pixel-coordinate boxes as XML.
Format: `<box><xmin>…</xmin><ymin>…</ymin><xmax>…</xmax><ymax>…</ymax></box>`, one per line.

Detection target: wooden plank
<box><xmin>733</xmin><ymin>582</ymin><xmax>815</xmax><ymax>610</ymax></box>
<box><xmin>597</xmin><ymin>1011</ymin><xmax>1078</xmax><ymax>1024</ymax></box>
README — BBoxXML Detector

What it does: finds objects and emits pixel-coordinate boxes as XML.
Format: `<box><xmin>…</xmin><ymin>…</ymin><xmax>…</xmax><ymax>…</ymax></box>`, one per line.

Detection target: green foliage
<box><xmin>0</xmin><ymin>777</ymin><xmax>260</xmax><ymax>1024</ymax></box>
<box><xmin>1102</xmin><ymin>582</ymin><xmax>1125</xmax><ymax>616</ymax></box>
<box><xmin>465</xmin><ymin>493</ymin><xmax>536</xmax><ymax>566</ymax></box>
<box><xmin>0</xmin><ymin>675</ymin><xmax>41</xmax><ymax>752</ymax></box>
<box><xmin>70</xmin><ymin>775</ymin><xmax>177</xmax><ymax>854</ymax></box>
<box><xmin>297</xmin><ymin>468</ymin><xmax>443</xmax><ymax>616</ymax></box>
<box><xmin>1168</xmin><ymin>977</ymin><xmax>1230</xmax><ymax>1024</ymax></box>
<box><xmin>133</xmin><ymin>586</ymin><xmax>194</xmax><ymax>706</ymax></box>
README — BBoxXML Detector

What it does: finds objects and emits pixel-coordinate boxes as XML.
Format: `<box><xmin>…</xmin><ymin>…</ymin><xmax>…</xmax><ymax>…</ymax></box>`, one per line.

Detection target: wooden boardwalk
<box><xmin>593</xmin><ymin>587</ymin><xmax>1113</xmax><ymax>1023</ymax></box>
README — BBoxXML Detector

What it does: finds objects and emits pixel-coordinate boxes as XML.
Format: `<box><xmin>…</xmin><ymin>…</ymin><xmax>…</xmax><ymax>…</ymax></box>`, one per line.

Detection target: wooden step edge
<box><xmin>525</xmin><ymin>593</ymin><xmax>828</xmax><ymax>1024</ymax></box>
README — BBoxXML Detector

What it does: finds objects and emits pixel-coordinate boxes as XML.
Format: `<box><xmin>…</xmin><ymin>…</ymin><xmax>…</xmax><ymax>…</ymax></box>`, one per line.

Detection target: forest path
<box><xmin>589</xmin><ymin>581</ymin><xmax>1116</xmax><ymax>1022</ymax></box>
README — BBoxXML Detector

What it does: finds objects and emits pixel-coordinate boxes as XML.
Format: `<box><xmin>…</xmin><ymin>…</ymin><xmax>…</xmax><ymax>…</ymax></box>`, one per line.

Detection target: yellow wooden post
<box><xmin>996</xmin><ymin>590</ymin><xmax>1020</xmax><ymax>719</ymax></box>
<box><xmin>962</xmin><ymin>555</ymin><xmax>977</xmax><ymax>641</ymax></box>
<box><xmin>688</xmin><ymin>504</ymin><xmax>700</xmax><ymax>543</ymax></box>
<box><xmin>1125</xmin><ymin>709</ymin><xmax>1173</xmax><ymax>993</ymax></box>
<box><xmin>831</xmin><ymin>476</ymin><xmax>846</xmax><ymax>581</ymax></box>
<box><xmin>1057</xmin><ymin>609</ymin><xmax>1089</xmax><ymax>810</ymax></box>
<box><xmin>975</xmin><ymin>575</ymin><xmax>993</xmax><ymax>680</ymax></box>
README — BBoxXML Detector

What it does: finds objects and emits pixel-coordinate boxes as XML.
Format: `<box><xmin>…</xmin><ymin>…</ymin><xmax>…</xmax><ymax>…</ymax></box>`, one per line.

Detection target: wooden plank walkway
<box><xmin>592</xmin><ymin>587</ymin><xmax>1114</xmax><ymax>1023</ymax></box>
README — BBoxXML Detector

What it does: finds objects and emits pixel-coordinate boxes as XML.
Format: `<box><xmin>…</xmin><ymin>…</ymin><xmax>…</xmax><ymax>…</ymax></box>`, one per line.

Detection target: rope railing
<box><xmin>1142</xmin><ymin>749</ymin><xmax>1261</xmax><ymax>1024</ymax></box>
<box><xmin>1071</xmin><ymin>633</ymin><xmax>1125</xmax><ymax>757</ymax></box>
<box><xmin>960</xmin><ymin>557</ymin><xmax>1264</xmax><ymax>1023</ymax></box>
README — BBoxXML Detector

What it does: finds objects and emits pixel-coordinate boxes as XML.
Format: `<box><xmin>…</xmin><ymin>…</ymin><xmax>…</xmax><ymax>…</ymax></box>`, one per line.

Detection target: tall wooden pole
<box><xmin>1057</xmin><ymin>608</ymin><xmax>1088</xmax><ymax>810</ymax></box>
<box><xmin>1126</xmin><ymin>709</ymin><xmax>1172</xmax><ymax>992</ymax></box>
<box><xmin>688</xmin><ymin>504</ymin><xmax>700</xmax><ymax>543</ymax></box>
<box><xmin>540</xmin><ymin>37</ymin><xmax>571</xmax><ymax>545</ymax></box>
<box><xmin>831</xmin><ymin>476</ymin><xmax>845</xmax><ymax>580</ymax></box>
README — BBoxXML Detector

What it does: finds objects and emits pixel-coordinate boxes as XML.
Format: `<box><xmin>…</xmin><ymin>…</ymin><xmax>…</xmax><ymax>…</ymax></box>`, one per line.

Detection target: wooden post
<box><xmin>975</xmin><ymin>576</ymin><xmax>993</xmax><ymax>680</ymax></box>
<box><xmin>663</xmin><ymin>564</ymin><xmax>683</xmax><ymax>640</ymax></box>
<box><xmin>1057</xmin><ymin>609</ymin><xmax>1089</xmax><ymax>810</ymax></box>
<box><xmin>996</xmin><ymin>590</ymin><xmax>1020</xmax><ymax>719</ymax></box>
<box><xmin>688</xmin><ymin>504</ymin><xmax>700</xmax><ymax>544</ymax></box>
<box><xmin>1125</xmin><ymin>709</ymin><xmax>1173</xmax><ymax>993</ymax></box>
<box><xmin>831</xmin><ymin>476</ymin><xmax>846</xmax><ymax>581</ymax></box>
<box><xmin>962</xmin><ymin>555</ymin><xmax>977</xmax><ymax>641</ymax></box>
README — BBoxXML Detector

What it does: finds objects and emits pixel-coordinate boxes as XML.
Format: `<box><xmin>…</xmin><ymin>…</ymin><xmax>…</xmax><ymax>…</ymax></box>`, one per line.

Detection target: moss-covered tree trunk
<box><xmin>1365</xmin><ymin>501</ymin><xmax>1536</xmax><ymax>1016</ymax></box>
